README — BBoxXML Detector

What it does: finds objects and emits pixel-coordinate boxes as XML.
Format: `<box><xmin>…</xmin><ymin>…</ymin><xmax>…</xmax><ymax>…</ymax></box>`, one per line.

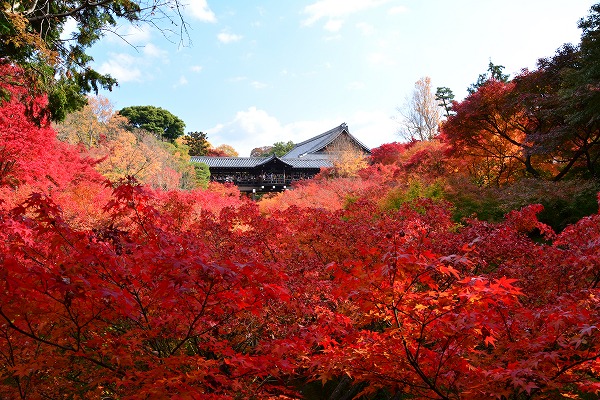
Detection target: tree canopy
<box><xmin>119</xmin><ymin>105</ymin><xmax>186</xmax><ymax>142</ymax></box>
<box><xmin>0</xmin><ymin>0</ymin><xmax>188</xmax><ymax>121</ymax></box>
<box><xmin>251</xmin><ymin>141</ymin><xmax>295</xmax><ymax>157</ymax></box>
<box><xmin>183</xmin><ymin>131</ymin><xmax>211</xmax><ymax>156</ymax></box>
<box><xmin>442</xmin><ymin>5</ymin><xmax>600</xmax><ymax>183</ymax></box>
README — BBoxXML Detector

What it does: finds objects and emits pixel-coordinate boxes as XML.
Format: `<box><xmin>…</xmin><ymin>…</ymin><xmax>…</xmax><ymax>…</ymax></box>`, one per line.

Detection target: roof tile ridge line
<box><xmin>194</xmin><ymin>156</ymin><xmax>270</xmax><ymax>160</ymax></box>
<box><xmin>290</xmin><ymin>122</ymin><xmax>347</xmax><ymax>147</ymax></box>
<box><xmin>256</xmin><ymin>155</ymin><xmax>294</xmax><ymax>167</ymax></box>
<box><xmin>305</xmin><ymin>122</ymin><xmax>350</xmax><ymax>153</ymax></box>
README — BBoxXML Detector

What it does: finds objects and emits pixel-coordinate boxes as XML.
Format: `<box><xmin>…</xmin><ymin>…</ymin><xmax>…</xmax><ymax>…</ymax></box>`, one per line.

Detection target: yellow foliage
<box><xmin>327</xmin><ymin>135</ymin><xmax>368</xmax><ymax>178</ymax></box>
<box><xmin>1</xmin><ymin>8</ymin><xmax>58</xmax><ymax>65</ymax></box>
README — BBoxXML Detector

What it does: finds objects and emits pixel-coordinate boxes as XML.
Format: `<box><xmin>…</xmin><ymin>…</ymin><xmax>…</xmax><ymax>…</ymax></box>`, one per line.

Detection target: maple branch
<box><xmin>550</xmin><ymin>351</ymin><xmax>600</xmax><ymax>382</ymax></box>
<box><xmin>0</xmin><ymin>307</ymin><xmax>121</xmax><ymax>376</ymax></box>
<box><xmin>400</xmin><ymin>336</ymin><xmax>451</xmax><ymax>400</ymax></box>
<box><xmin>168</xmin><ymin>279</ymin><xmax>215</xmax><ymax>356</ymax></box>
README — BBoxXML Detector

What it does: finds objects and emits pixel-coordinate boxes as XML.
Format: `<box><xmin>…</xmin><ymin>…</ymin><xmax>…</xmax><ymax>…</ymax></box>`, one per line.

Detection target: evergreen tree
<box><xmin>184</xmin><ymin>132</ymin><xmax>211</xmax><ymax>156</ymax></box>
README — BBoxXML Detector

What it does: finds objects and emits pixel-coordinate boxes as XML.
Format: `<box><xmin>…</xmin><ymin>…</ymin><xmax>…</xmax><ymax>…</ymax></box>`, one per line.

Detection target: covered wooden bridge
<box><xmin>190</xmin><ymin>123</ymin><xmax>370</xmax><ymax>193</ymax></box>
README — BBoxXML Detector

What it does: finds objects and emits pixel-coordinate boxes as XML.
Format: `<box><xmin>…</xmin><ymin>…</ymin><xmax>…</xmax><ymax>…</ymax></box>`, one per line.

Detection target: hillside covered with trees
<box><xmin>1</xmin><ymin>1</ymin><xmax>600</xmax><ymax>399</ymax></box>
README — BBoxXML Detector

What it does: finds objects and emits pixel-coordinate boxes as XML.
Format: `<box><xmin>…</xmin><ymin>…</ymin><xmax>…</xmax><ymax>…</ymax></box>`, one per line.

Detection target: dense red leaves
<box><xmin>2</xmin><ymin>66</ymin><xmax>600</xmax><ymax>399</ymax></box>
<box><xmin>0</xmin><ymin>65</ymin><xmax>102</xmax><ymax>193</ymax></box>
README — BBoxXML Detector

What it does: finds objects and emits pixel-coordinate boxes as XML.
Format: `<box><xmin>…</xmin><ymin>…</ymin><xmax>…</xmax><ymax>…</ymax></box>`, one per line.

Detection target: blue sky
<box><xmin>87</xmin><ymin>0</ymin><xmax>595</xmax><ymax>156</ymax></box>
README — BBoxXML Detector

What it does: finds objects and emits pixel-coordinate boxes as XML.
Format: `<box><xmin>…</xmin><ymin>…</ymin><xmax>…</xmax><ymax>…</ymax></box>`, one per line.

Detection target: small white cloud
<box><xmin>143</xmin><ymin>43</ymin><xmax>167</xmax><ymax>58</ymax></box>
<box><xmin>250</xmin><ymin>81</ymin><xmax>268</xmax><ymax>89</ymax></box>
<box><xmin>106</xmin><ymin>24</ymin><xmax>152</xmax><ymax>45</ymax></box>
<box><xmin>190</xmin><ymin>65</ymin><xmax>203</xmax><ymax>73</ymax></box>
<box><xmin>186</xmin><ymin>0</ymin><xmax>217</xmax><ymax>23</ymax></box>
<box><xmin>356</xmin><ymin>22</ymin><xmax>374</xmax><ymax>35</ymax></box>
<box><xmin>217</xmin><ymin>31</ymin><xmax>243</xmax><ymax>44</ymax></box>
<box><xmin>123</xmin><ymin>25</ymin><xmax>152</xmax><ymax>44</ymax></box>
<box><xmin>173</xmin><ymin>75</ymin><xmax>188</xmax><ymax>88</ymax></box>
<box><xmin>60</xmin><ymin>17</ymin><xmax>78</xmax><ymax>41</ymax></box>
<box><xmin>98</xmin><ymin>53</ymin><xmax>142</xmax><ymax>82</ymax></box>
<box><xmin>324</xmin><ymin>19</ymin><xmax>343</xmax><ymax>32</ymax></box>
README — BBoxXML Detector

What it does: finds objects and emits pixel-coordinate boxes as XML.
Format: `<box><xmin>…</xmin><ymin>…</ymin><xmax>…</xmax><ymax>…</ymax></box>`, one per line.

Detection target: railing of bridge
<box><xmin>211</xmin><ymin>172</ymin><xmax>315</xmax><ymax>185</ymax></box>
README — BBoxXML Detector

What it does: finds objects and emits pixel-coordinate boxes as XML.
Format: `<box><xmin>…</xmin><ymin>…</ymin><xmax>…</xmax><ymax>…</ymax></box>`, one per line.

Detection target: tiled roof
<box><xmin>190</xmin><ymin>123</ymin><xmax>368</xmax><ymax>171</ymax></box>
<box><xmin>190</xmin><ymin>156</ymin><xmax>266</xmax><ymax>168</ymax></box>
<box><xmin>191</xmin><ymin>155</ymin><xmax>331</xmax><ymax>169</ymax></box>
<box><xmin>281</xmin><ymin>158</ymin><xmax>332</xmax><ymax>168</ymax></box>
<box><xmin>282</xmin><ymin>122</ymin><xmax>370</xmax><ymax>158</ymax></box>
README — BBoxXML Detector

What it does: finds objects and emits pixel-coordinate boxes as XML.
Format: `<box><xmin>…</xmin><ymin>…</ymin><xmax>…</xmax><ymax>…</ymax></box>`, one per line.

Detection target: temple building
<box><xmin>190</xmin><ymin>123</ymin><xmax>370</xmax><ymax>193</ymax></box>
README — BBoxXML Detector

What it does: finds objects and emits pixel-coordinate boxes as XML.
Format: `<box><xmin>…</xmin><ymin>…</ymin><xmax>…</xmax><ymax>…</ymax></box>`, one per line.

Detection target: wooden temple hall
<box><xmin>190</xmin><ymin>123</ymin><xmax>371</xmax><ymax>193</ymax></box>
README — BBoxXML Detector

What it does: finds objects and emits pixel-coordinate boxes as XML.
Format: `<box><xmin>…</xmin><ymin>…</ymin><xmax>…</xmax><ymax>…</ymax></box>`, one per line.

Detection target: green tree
<box><xmin>435</xmin><ymin>87</ymin><xmax>455</xmax><ymax>118</ymax></box>
<box><xmin>0</xmin><ymin>0</ymin><xmax>188</xmax><ymax>121</ymax></box>
<box><xmin>269</xmin><ymin>141</ymin><xmax>295</xmax><ymax>157</ymax></box>
<box><xmin>192</xmin><ymin>162</ymin><xmax>210</xmax><ymax>188</ymax></box>
<box><xmin>119</xmin><ymin>105</ymin><xmax>185</xmax><ymax>142</ymax></box>
<box><xmin>183</xmin><ymin>131</ymin><xmax>210</xmax><ymax>156</ymax></box>
<box><xmin>467</xmin><ymin>61</ymin><xmax>510</xmax><ymax>94</ymax></box>
<box><xmin>250</xmin><ymin>141</ymin><xmax>295</xmax><ymax>157</ymax></box>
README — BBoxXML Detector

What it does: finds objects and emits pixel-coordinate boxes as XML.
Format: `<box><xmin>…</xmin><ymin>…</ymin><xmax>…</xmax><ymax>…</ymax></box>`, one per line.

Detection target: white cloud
<box><xmin>97</xmin><ymin>53</ymin><xmax>142</xmax><ymax>82</ymax></box>
<box><xmin>250</xmin><ymin>81</ymin><xmax>268</xmax><ymax>89</ymax></box>
<box><xmin>217</xmin><ymin>31</ymin><xmax>243</xmax><ymax>44</ymax></box>
<box><xmin>105</xmin><ymin>24</ymin><xmax>152</xmax><ymax>45</ymax></box>
<box><xmin>347</xmin><ymin>110</ymin><xmax>398</xmax><ymax>149</ymax></box>
<box><xmin>303</xmin><ymin>0</ymin><xmax>392</xmax><ymax>26</ymax></box>
<box><xmin>186</xmin><ymin>0</ymin><xmax>217</xmax><ymax>23</ymax></box>
<box><xmin>173</xmin><ymin>75</ymin><xmax>188</xmax><ymax>88</ymax></box>
<box><xmin>206</xmin><ymin>107</ymin><xmax>397</xmax><ymax>157</ymax></box>
<box><xmin>123</xmin><ymin>25</ymin><xmax>152</xmax><ymax>44</ymax></box>
<box><xmin>324</xmin><ymin>19</ymin><xmax>344</xmax><ymax>32</ymax></box>
<box><xmin>142</xmin><ymin>43</ymin><xmax>167</xmax><ymax>58</ymax></box>
<box><xmin>207</xmin><ymin>107</ymin><xmax>283</xmax><ymax>156</ymax></box>
<box><xmin>190</xmin><ymin>65</ymin><xmax>203</xmax><ymax>73</ymax></box>
<box><xmin>60</xmin><ymin>17</ymin><xmax>78</xmax><ymax>41</ymax></box>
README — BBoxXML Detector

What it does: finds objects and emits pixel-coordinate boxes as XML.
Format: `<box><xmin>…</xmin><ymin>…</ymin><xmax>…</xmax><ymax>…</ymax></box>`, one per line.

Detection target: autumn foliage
<box><xmin>3</xmin><ymin>26</ymin><xmax>600</xmax><ymax>399</ymax></box>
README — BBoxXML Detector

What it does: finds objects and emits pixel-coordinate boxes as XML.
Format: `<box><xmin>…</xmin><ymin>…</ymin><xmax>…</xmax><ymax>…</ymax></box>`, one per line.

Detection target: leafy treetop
<box><xmin>0</xmin><ymin>0</ymin><xmax>188</xmax><ymax>121</ymax></box>
<box><xmin>251</xmin><ymin>141</ymin><xmax>295</xmax><ymax>157</ymax></box>
<box><xmin>119</xmin><ymin>105</ymin><xmax>185</xmax><ymax>142</ymax></box>
<box><xmin>467</xmin><ymin>60</ymin><xmax>510</xmax><ymax>94</ymax></box>
<box><xmin>183</xmin><ymin>131</ymin><xmax>211</xmax><ymax>156</ymax></box>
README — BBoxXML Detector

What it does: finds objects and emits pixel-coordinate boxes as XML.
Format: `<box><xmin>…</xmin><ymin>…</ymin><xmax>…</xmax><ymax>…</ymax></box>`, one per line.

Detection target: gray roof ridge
<box><xmin>292</xmin><ymin>122</ymin><xmax>347</xmax><ymax>147</ymax></box>
<box><xmin>191</xmin><ymin>156</ymin><xmax>267</xmax><ymax>160</ymax></box>
<box><xmin>282</xmin><ymin>122</ymin><xmax>348</xmax><ymax>158</ymax></box>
